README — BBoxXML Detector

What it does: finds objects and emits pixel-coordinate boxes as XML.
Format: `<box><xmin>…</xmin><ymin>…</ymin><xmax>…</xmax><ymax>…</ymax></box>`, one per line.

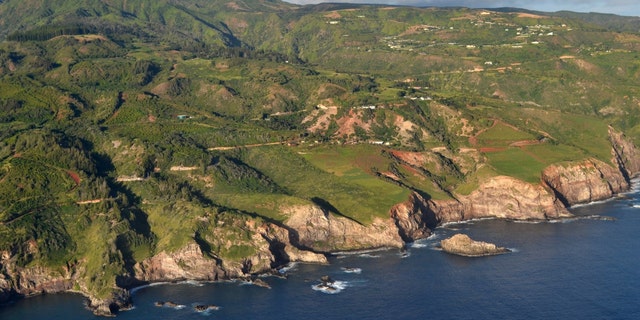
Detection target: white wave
<box><xmin>333</xmin><ymin>247</ymin><xmax>388</xmax><ymax>256</ymax></box>
<box><xmin>570</xmin><ymin>197</ymin><xmax>615</xmax><ymax>208</ymax></box>
<box><xmin>547</xmin><ymin>217</ymin><xmax>572</xmax><ymax>224</ymax></box>
<box><xmin>311</xmin><ymin>280</ymin><xmax>348</xmax><ymax>294</ymax></box>
<box><xmin>507</xmin><ymin>247</ymin><xmax>520</xmax><ymax>253</ymax></box>
<box><xmin>427</xmin><ymin>233</ymin><xmax>440</xmax><ymax>240</ymax></box>
<box><xmin>178</xmin><ymin>280</ymin><xmax>204</xmax><ymax>287</ymax></box>
<box><xmin>439</xmin><ymin>217</ymin><xmax>494</xmax><ymax>228</ymax></box>
<box><xmin>511</xmin><ymin>220</ymin><xmax>543</xmax><ymax>224</ymax></box>
<box><xmin>358</xmin><ymin>253</ymin><xmax>380</xmax><ymax>258</ymax></box>
<box><xmin>129</xmin><ymin>282</ymin><xmax>169</xmax><ymax>295</ymax></box>
<box><xmin>278</xmin><ymin>262</ymin><xmax>298</xmax><ymax>274</ymax></box>
<box><xmin>409</xmin><ymin>237</ymin><xmax>434</xmax><ymax>248</ymax></box>
<box><xmin>154</xmin><ymin>302</ymin><xmax>187</xmax><ymax>310</ymax></box>
<box><xmin>341</xmin><ymin>267</ymin><xmax>362</xmax><ymax>274</ymax></box>
<box><xmin>400</xmin><ymin>251</ymin><xmax>411</xmax><ymax>258</ymax></box>
<box><xmin>410</xmin><ymin>242</ymin><xmax>428</xmax><ymax>248</ymax></box>
<box><xmin>632</xmin><ymin>204</ymin><xmax>640</xmax><ymax>208</ymax></box>
<box><xmin>548</xmin><ymin>215</ymin><xmax>615</xmax><ymax>223</ymax></box>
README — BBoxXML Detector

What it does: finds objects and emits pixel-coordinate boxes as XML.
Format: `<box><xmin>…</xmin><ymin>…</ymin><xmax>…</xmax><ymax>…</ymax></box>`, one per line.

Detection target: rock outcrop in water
<box><xmin>440</xmin><ymin>234</ymin><xmax>510</xmax><ymax>257</ymax></box>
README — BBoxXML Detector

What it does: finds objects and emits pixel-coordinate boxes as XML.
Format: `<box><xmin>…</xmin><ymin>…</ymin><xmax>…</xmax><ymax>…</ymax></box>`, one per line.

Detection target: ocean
<box><xmin>2</xmin><ymin>186</ymin><xmax>640</xmax><ymax>320</ymax></box>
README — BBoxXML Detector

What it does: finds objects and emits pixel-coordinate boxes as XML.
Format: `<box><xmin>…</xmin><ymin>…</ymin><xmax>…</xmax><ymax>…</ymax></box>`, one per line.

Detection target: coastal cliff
<box><xmin>2</xmin><ymin>128</ymin><xmax>639</xmax><ymax>316</ymax></box>
<box><xmin>284</xmin><ymin>204</ymin><xmax>405</xmax><ymax>251</ymax></box>
<box><xmin>540</xmin><ymin>127</ymin><xmax>640</xmax><ymax>206</ymax></box>
<box><xmin>458</xmin><ymin>176</ymin><xmax>571</xmax><ymax>221</ymax></box>
<box><xmin>0</xmin><ymin>258</ymin><xmax>73</xmax><ymax>303</ymax></box>
<box><xmin>541</xmin><ymin>158</ymin><xmax>628</xmax><ymax>205</ymax></box>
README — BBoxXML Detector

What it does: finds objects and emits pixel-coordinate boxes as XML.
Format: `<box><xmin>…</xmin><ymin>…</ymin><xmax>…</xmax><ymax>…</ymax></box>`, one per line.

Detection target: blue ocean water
<box><xmin>2</xmin><ymin>189</ymin><xmax>640</xmax><ymax>320</ymax></box>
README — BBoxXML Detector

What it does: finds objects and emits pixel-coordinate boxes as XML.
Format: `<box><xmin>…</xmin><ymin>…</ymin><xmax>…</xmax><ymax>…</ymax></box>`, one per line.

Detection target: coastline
<box><xmin>2</xmin><ymin>147</ymin><xmax>640</xmax><ymax>316</ymax></box>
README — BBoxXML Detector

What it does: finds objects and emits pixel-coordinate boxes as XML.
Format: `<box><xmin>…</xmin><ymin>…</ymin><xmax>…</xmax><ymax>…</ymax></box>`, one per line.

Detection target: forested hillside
<box><xmin>1</xmin><ymin>0</ymin><xmax>639</xmax><ymax>315</ymax></box>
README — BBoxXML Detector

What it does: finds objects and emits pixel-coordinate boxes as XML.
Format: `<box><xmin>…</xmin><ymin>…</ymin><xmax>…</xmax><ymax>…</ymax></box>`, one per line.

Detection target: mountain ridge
<box><xmin>1</xmin><ymin>0</ymin><xmax>640</xmax><ymax>316</ymax></box>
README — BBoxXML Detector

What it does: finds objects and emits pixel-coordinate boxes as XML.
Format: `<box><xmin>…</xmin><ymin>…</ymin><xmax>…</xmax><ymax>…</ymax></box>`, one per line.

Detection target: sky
<box><xmin>284</xmin><ymin>1</ymin><xmax>640</xmax><ymax>17</ymax></box>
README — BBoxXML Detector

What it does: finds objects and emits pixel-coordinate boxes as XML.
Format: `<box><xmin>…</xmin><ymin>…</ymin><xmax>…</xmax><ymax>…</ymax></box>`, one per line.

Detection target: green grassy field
<box><xmin>240</xmin><ymin>145</ymin><xmax>411</xmax><ymax>224</ymax></box>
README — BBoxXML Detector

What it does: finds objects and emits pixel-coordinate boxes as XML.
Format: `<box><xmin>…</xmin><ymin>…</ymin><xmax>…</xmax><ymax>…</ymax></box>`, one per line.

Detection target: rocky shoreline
<box><xmin>2</xmin><ymin>127</ymin><xmax>639</xmax><ymax>316</ymax></box>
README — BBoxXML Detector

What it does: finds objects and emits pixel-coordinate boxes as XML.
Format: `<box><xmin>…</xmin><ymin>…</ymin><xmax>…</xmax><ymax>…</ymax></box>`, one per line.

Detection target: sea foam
<box><xmin>341</xmin><ymin>267</ymin><xmax>362</xmax><ymax>274</ymax></box>
<box><xmin>278</xmin><ymin>262</ymin><xmax>298</xmax><ymax>274</ymax></box>
<box><xmin>311</xmin><ymin>280</ymin><xmax>348</xmax><ymax>294</ymax></box>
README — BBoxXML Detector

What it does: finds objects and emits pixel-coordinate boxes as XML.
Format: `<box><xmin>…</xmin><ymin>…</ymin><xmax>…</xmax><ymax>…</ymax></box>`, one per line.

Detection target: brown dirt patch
<box><xmin>571</xmin><ymin>59</ymin><xmax>599</xmax><ymax>73</ymax></box>
<box><xmin>393</xmin><ymin>115</ymin><xmax>417</xmax><ymax>140</ymax></box>
<box><xmin>305</xmin><ymin>106</ymin><xmax>338</xmax><ymax>133</ymax></box>
<box><xmin>478</xmin><ymin>147</ymin><xmax>506</xmax><ymax>153</ymax></box>
<box><xmin>389</xmin><ymin>150</ymin><xmax>427</xmax><ymax>168</ymax></box>
<box><xmin>324</xmin><ymin>11</ymin><xmax>342</xmax><ymax>19</ymax></box>
<box><xmin>66</xmin><ymin>170</ymin><xmax>81</xmax><ymax>186</ymax></box>
<box><xmin>226</xmin><ymin>17</ymin><xmax>249</xmax><ymax>31</ymax></box>
<box><xmin>335</xmin><ymin>109</ymin><xmax>370</xmax><ymax>137</ymax></box>
<box><xmin>509</xmin><ymin>140</ymin><xmax>540</xmax><ymax>147</ymax></box>
<box><xmin>226</xmin><ymin>1</ymin><xmax>244</xmax><ymax>10</ymax></box>
<box><xmin>151</xmin><ymin>82</ymin><xmax>170</xmax><ymax>96</ymax></box>
<box><xmin>517</xmin><ymin>13</ymin><xmax>546</xmax><ymax>18</ymax></box>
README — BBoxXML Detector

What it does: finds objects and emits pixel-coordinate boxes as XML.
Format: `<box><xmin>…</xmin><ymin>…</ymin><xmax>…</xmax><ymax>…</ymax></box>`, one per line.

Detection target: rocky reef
<box><xmin>440</xmin><ymin>234</ymin><xmax>510</xmax><ymax>257</ymax></box>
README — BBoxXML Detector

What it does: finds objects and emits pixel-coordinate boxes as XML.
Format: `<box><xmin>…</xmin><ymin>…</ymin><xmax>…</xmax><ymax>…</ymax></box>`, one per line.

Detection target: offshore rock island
<box><xmin>1</xmin><ymin>0</ymin><xmax>640</xmax><ymax>316</ymax></box>
<box><xmin>440</xmin><ymin>234</ymin><xmax>510</xmax><ymax>257</ymax></box>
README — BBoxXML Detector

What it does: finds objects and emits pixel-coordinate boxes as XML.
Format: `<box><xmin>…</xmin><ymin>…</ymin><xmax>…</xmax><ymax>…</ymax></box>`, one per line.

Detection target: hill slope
<box><xmin>1</xmin><ymin>1</ymin><xmax>640</xmax><ymax>315</ymax></box>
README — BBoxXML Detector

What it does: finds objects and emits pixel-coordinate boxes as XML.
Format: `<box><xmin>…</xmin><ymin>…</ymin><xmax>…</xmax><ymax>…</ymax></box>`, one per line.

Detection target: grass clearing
<box><xmin>476</xmin><ymin>122</ymin><xmax>537</xmax><ymax>146</ymax></box>
<box><xmin>239</xmin><ymin>145</ymin><xmax>410</xmax><ymax>225</ymax></box>
<box><xmin>522</xmin><ymin>143</ymin><xmax>588</xmax><ymax>164</ymax></box>
<box><xmin>210</xmin><ymin>193</ymin><xmax>309</xmax><ymax>222</ymax></box>
<box><xmin>455</xmin><ymin>165</ymin><xmax>498</xmax><ymax>195</ymax></box>
<box><xmin>484</xmin><ymin>147</ymin><xmax>546</xmax><ymax>183</ymax></box>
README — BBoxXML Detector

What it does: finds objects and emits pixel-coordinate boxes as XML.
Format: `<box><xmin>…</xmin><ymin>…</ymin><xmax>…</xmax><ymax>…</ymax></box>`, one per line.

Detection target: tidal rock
<box><xmin>194</xmin><ymin>304</ymin><xmax>220</xmax><ymax>312</ymax></box>
<box><xmin>320</xmin><ymin>275</ymin><xmax>334</xmax><ymax>284</ymax></box>
<box><xmin>440</xmin><ymin>234</ymin><xmax>510</xmax><ymax>257</ymax></box>
<box><xmin>251</xmin><ymin>278</ymin><xmax>271</xmax><ymax>289</ymax></box>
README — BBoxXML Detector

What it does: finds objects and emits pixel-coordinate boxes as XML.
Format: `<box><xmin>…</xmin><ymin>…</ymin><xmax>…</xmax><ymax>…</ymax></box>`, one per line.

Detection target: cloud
<box><xmin>283</xmin><ymin>0</ymin><xmax>640</xmax><ymax>17</ymax></box>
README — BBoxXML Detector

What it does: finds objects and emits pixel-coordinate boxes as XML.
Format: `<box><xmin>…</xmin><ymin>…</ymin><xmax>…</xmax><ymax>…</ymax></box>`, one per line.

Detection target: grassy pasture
<box><xmin>239</xmin><ymin>145</ymin><xmax>410</xmax><ymax>225</ymax></box>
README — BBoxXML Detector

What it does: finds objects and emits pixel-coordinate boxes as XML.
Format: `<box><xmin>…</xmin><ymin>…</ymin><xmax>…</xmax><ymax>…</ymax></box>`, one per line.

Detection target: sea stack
<box><xmin>440</xmin><ymin>234</ymin><xmax>510</xmax><ymax>257</ymax></box>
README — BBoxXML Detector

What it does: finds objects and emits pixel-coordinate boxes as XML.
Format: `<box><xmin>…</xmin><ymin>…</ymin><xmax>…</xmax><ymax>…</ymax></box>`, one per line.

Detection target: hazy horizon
<box><xmin>284</xmin><ymin>1</ymin><xmax>640</xmax><ymax>17</ymax></box>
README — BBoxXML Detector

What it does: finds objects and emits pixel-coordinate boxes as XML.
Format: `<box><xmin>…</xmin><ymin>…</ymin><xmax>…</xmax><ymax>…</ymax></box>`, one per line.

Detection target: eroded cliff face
<box><xmin>609</xmin><ymin>126</ymin><xmax>640</xmax><ymax>178</ymax></box>
<box><xmin>133</xmin><ymin>243</ymin><xmax>227</xmax><ymax>282</ymax></box>
<box><xmin>0</xmin><ymin>252</ymin><xmax>130</xmax><ymax>317</ymax></box>
<box><xmin>0</xmin><ymin>254</ymin><xmax>74</xmax><ymax>301</ymax></box>
<box><xmin>389</xmin><ymin>192</ymin><xmax>436</xmax><ymax>242</ymax></box>
<box><xmin>542</xmin><ymin>158</ymin><xmax>628</xmax><ymax>205</ymax></box>
<box><xmin>284</xmin><ymin>204</ymin><xmax>405</xmax><ymax>251</ymax></box>
<box><xmin>133</xmin><ymin>221</ymin><xmax>328</xmax><ymax>283</ymax></box>
<box><xmin>539</xmin><ymin>128</ymin><xmax>640</xmax><ymax>206</ymax></box>
<box><xmin>460</xmin><ymin>176</ymin><xmax>572</xmax><ymax>220</ymax></box>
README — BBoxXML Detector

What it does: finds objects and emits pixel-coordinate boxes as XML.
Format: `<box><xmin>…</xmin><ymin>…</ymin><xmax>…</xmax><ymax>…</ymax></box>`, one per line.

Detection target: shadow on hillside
<box><xmin>310</xmin><ymin>197</ymin><xmax>362</xmax><ymax>225</ymax></box>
